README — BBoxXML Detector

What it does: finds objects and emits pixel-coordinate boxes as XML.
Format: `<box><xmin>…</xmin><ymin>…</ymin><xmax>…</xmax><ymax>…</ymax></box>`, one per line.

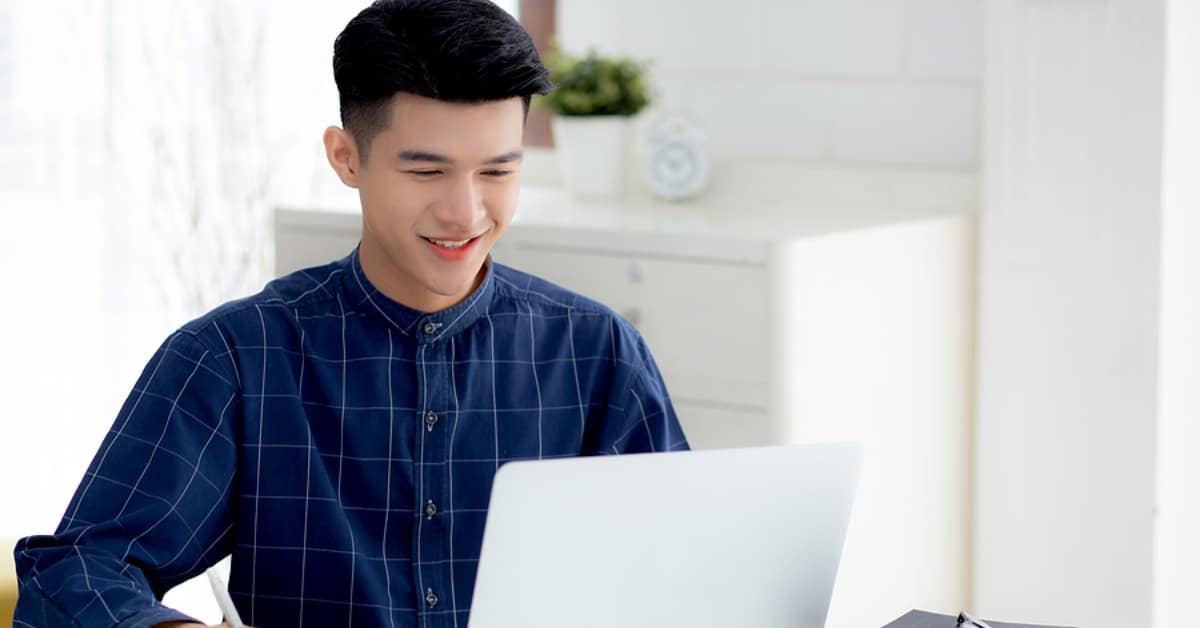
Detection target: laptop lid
<box><xmin>467</xmin><ymin>442</ymin><xmax>862</xmax><ymax>628</ymax></box>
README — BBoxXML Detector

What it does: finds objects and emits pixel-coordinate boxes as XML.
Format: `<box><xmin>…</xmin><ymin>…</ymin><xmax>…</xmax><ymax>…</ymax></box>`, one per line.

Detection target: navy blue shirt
<box><xmin>14</xmin><ymin>249</ymin><xmax>688</xmax><ymax>628</ymax></box>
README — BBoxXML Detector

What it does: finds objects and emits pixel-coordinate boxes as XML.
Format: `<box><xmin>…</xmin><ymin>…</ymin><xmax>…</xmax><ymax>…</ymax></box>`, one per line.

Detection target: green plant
<box><xmin>537</xmin><ymin>48</ymin><xmax>652</xmax><ymax>117</ymax></box>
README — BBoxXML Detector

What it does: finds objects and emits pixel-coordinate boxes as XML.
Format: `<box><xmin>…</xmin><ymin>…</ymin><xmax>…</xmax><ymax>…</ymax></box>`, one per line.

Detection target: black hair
<box><xmin>333</xmin><ymin>0</ymin><xmax>553</xmax><ymax>160</ymax></box>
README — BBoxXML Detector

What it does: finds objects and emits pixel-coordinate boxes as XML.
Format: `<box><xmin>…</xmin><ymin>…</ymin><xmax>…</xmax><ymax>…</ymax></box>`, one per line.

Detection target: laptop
<box><xmin>467</xmin><ymin>442</ymin><xmax>862</xmax><ymax>628</ymax></box>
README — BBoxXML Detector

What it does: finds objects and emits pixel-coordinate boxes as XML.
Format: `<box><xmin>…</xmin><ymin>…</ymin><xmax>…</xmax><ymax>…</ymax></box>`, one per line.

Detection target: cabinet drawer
<box><xmin>493</xmin><ymin>242</ymin><xmax>769</xmax><ymax>408</ymax></box>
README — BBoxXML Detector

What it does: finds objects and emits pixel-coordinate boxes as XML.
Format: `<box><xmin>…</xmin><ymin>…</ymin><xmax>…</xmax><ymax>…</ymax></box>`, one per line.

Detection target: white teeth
<box><xmin>428</xmin><ymin>237</ymin><xmax>471</xmax><ymax>249</ymax></box>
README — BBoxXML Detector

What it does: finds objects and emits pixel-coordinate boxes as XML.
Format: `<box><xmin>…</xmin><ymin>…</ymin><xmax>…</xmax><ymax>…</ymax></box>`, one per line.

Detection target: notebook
<box><xmin>884</xmin><ymin>609</ymin><xmax>1079</xmax><ymax>628</ymax></box>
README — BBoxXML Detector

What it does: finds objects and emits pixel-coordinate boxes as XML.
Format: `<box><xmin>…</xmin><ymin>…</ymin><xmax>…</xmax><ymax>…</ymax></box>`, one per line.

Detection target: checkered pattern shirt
<box><xmin>14</xmin><ymin>248</ymin><xmax>689</xmax><ymax>628</ymax></box>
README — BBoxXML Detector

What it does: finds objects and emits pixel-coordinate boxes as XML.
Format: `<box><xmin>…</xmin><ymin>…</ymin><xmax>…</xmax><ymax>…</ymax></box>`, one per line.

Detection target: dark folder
<box><xmin>883</xmin><ymin>609</ymin><xmax>1079</xmax><ymax>628</ymax></box>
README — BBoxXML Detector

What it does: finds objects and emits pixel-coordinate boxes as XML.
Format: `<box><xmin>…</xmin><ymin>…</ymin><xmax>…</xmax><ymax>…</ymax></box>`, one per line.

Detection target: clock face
<box><xmin>647</xmin><ymin>137</ymin><xmax>709</xmax><ymax>200</ymax></box>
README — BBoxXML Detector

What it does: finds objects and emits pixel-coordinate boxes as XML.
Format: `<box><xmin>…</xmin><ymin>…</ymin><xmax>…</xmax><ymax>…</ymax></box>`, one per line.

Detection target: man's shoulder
<box><xmin>177</xmin><ymin>258</ymin><xmax>347</xmax><ymax>339</ymax></box>
<box><xmin>489</xmin><ymin>262</ymin><xmax>653</xmax><ymax>362</ymax></box>
<box><xmin>490</xmin><ymin>262</ymin><xmax>657</xmax><ymax>373</ymax></box>
<box><xmin>490</xmin><ymin>262</ymin><xmax>613</xmax><ymax>318</ymax></box>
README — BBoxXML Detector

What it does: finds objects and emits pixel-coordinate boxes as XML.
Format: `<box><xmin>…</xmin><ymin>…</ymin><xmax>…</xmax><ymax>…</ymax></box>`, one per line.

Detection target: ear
<box><xmin>323</xmin><ymin>126</ymin><xmax>362</xmax><ymax>188</ymax></box>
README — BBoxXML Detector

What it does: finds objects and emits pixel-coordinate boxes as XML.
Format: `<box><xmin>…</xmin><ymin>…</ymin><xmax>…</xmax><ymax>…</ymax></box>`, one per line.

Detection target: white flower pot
<box><xmin>552</xmin><ymin>115</ymin><xmax>631</xmax><ymax>199</ymax></box>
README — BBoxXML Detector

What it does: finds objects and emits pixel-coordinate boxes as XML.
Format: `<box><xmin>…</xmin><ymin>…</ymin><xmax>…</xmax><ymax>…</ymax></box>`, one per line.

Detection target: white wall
<box><xmin>1153</xmin><ymin>0</ymin><xmax>1200</xmax><ymax>625</ymax></box>
<box><xmin>975</xmin><ymin>2</ymin><xmax>1198</xmax><ymax>627</ymax></box>
<box><xmin>559</xmin><ymin>0</ymin><xmax>982</xmax><ymax>171</ymax></box>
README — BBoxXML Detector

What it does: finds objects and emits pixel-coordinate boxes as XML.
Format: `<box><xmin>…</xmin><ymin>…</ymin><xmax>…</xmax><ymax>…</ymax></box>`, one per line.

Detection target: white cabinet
<box><xmin>275</xmin><ymin>171</ymin><xmax>977</xmax><ymax>628</ymax></box>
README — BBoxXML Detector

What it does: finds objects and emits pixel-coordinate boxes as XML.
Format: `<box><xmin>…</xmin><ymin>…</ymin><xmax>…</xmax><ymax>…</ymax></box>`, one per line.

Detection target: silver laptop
<box><xmin>467</xmin><ymin>442</ymin><xmax>862</xmax><ymax>628</ymax></box>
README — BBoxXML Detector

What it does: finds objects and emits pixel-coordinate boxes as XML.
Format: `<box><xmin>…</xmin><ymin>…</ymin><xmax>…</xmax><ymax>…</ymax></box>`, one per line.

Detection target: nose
<box><xmin>434</xmin><ymin>175</ymin><xmax>483</xmax><ymax>231</ymax></box>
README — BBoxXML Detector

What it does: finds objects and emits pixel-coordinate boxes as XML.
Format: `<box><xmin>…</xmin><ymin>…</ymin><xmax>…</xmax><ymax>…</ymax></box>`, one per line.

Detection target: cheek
<box><xmin>487</xmin><ymin>183</ymin><xmax>521</xmax><ymax>222</ymax></box>
<box><xmin>360</xmin><ymin>175</ymin><xmax>428</xmax><ymax>226</ymax></box>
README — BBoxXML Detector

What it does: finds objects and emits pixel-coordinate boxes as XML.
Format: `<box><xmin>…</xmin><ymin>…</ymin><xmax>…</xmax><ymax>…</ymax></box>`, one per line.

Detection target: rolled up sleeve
<box><xmin>15</xmin><ymin>329</ymin><xmax>240</xmax><ymax>627</ymax></box>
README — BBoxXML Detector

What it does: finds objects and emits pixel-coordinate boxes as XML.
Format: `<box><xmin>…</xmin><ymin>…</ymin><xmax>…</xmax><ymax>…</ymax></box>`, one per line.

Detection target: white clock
<box><xmin>644</xmin><ymin>114</ymin><xmax>710</xmax><ymax>201</ymax></box>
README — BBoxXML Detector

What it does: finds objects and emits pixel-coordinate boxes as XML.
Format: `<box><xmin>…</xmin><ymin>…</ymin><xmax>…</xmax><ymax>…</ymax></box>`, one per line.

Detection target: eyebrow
<box><xmin>396</xmin><ymin>149</ymin><xmax>524</xmax><ymax>166</ymax></box>
<box><xmin>483</xmin><ymin>149</ymin><xmax>524</xmax><ymax>165</ymax></box>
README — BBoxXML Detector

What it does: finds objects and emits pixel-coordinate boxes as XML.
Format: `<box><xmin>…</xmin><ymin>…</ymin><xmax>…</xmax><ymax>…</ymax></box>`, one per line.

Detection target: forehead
<box><xmin>374</xmin><ymin>93</ymin><xmax>525</xmax><ymax>158</ymax></box>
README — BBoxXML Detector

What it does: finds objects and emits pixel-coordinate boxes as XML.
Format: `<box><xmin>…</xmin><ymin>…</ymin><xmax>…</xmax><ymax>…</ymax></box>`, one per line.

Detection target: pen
<box><xmin>206</xmin><ymin>567</ymin><xmax>245</xmax><ymax>628</ymax></box>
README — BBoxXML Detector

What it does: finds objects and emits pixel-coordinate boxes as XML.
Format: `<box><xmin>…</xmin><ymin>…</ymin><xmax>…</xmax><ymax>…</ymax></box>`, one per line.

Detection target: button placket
<box><xmin>416</xmin><ymin>342</ymin><xmax>452</xmax><ymax>621</ymax></box>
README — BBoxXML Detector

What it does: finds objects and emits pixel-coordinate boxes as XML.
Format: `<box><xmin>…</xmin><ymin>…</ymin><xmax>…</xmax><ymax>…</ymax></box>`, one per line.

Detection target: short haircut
<box><xmin>333</xmin><ymin>0</ymin><xmax>554</xmax><ymax>161</ymax></box>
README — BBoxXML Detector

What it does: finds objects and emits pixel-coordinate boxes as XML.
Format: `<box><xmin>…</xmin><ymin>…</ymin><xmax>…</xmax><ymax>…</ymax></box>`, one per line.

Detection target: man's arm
<box><xmin>600</xmin><ymin>333</ymin><xmax>690</xmax><ymax>455</ymax></box>
<box><xmin>15</xmin><ymin>330</ymin><xmax>241</xmax><ymax>627</ymax></box>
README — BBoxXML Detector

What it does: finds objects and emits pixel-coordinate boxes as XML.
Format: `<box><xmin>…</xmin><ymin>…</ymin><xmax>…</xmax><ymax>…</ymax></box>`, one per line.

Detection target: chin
<box><xmin>425</xmin><ymin>270</ymin><xmax>480</xmax><ymax>300</ymax></box>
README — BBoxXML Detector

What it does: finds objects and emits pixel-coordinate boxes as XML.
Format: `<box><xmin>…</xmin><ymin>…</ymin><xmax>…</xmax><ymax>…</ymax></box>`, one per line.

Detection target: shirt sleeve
<box><xmin>14</xmin><ymin>329</ymin><xmax>241</xmax><ymax>628</ymax></box>
<box><xmin>601</xmin><ymin>335</ymin><xmax>691</xmax><ymax>455</ymax></box>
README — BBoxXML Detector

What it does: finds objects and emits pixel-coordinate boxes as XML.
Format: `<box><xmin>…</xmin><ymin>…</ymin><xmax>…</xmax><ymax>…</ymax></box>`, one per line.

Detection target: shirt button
<box><xmin>424</xmin><ymin>411</ymin><xmax>439</xmax><ymax>431</ymax></box>
<box><xmin>422</xmin><ymin>321</ymin><xmax>441</xmax><ymax>335</ymax></box>
<box><xmin>425</xmin><ymin>588</ymin><xmax>439</xmax><ymax>608</ymax></box>
<box><xmin>424</xmin><ymin>500</ymin><xmax>438</xmax><ymax>519</ymax></box>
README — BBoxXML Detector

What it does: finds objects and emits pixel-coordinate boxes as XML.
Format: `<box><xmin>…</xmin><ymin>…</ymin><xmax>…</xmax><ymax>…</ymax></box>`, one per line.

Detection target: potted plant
<box><xmin>538</xmin><ymin>48</ymin><xmax>651</xmax><ymax>199</ymax></box>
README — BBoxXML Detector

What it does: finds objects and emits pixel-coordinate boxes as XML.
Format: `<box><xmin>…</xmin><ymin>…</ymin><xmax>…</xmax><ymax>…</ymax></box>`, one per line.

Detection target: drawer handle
<box><xmin>627</xmin><ymin>261</ymin><xmax>644</xmax><ymax>283</ymax></box>
<box><xmin>621</xmin><ymin>308</ymin><xmax>642</xmax><ymax>327</ymax></box>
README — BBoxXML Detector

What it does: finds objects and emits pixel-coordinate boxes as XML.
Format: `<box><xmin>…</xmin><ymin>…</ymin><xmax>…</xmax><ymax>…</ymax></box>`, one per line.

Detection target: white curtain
<box><xmin>0</xmin><ymin>0</ymin><xmax>361</xmax><ymax>547</ymax></box>
<box><xmin>0</xmin><ymin>0</ymin><xmax>113</xmax><ymax>539</ymax></box>
<box><xmin>1</xmin><ymin>0</ymin><xmax>365</xmax><ymax>619</ymax></box>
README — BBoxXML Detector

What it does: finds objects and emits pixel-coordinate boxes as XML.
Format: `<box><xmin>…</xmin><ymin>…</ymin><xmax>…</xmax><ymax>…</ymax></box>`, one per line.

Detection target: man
<box><xmin>13</xmin><ymin>1</ymin><xmax>688</xmax><ymax>626</ymax></box>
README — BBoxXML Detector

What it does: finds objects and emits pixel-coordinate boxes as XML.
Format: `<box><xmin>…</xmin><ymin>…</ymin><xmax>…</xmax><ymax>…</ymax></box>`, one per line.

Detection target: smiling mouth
<box><xmin>420</xmin><ymin>230</ymin><xmax>488</xmax><ymax>251</ymax></box>
<box><xmin>424</xmin><ymin>236</ymin><xmax>473</xmax><ymax>249</ymax></box>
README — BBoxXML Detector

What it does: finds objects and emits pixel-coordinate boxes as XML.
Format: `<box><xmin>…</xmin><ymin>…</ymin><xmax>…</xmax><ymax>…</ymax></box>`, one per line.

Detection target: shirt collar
<box><xmin>340</xmin><ymin>245</ymin><xmax>495</xmax><ymax>343</ymax></box>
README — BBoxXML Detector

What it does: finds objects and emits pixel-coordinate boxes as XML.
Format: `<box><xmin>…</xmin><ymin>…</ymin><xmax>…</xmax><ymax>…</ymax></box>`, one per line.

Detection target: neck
<box><xmin>358</xmin><ymin>237</ymin><xmax>486</xmax><ymax>313</ymax></box>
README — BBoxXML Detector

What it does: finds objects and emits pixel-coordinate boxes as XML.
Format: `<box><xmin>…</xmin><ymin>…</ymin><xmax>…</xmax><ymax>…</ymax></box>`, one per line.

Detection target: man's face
<box><xmin>346</xmin><ymin>93</ymin><xmax>525</xmax><ymax>312</ymax></box>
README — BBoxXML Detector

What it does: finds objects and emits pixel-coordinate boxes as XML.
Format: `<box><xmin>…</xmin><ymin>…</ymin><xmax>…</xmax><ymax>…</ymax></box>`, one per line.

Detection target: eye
<box><xmin>482</xmin><ymin>169</ymin><xmax>513</xmax><ymax>178</ymax></box>
<box><xmin>407</xmin><ymin>170</ymin><xmax>443</xmax><ymax>178</ymax></box>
